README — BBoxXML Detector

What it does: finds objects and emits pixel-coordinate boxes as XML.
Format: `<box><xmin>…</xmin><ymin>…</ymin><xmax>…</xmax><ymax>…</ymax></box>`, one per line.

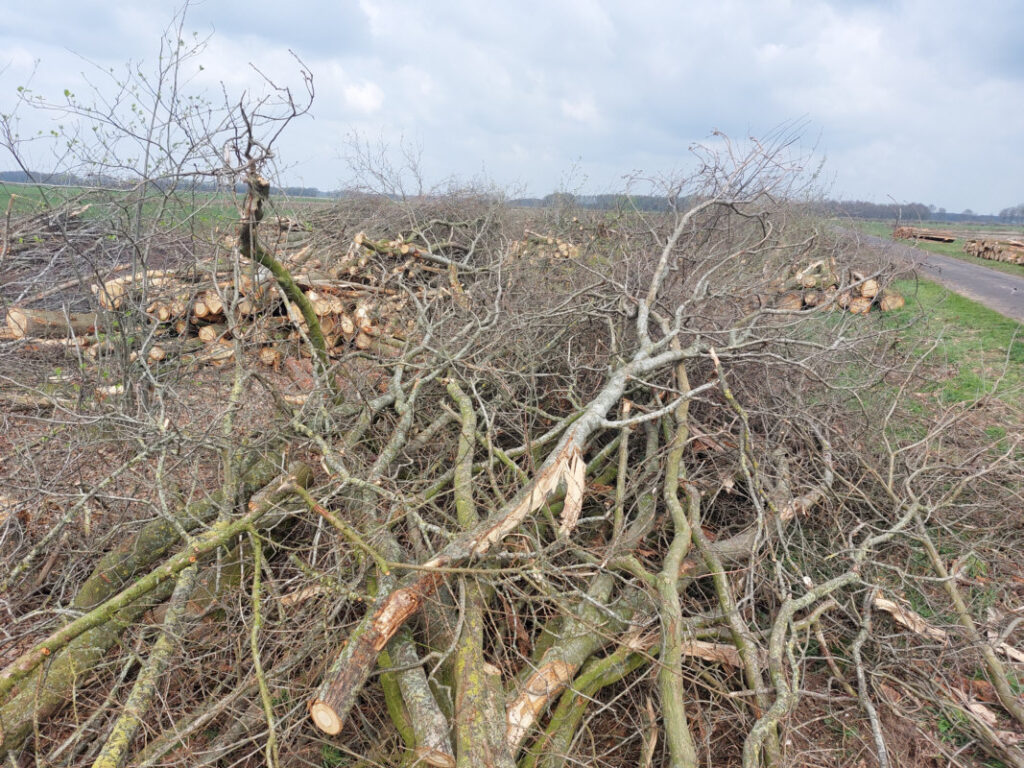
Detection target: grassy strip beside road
<box><xmin>886</xmin><ymin>276</ymin><xmax>1024</xmax><ymax>404</ymax></box>
<box><xmin>849</xmin><ymin>219</ymin><xmax>1024</xmax><ymax>279</ymax></box>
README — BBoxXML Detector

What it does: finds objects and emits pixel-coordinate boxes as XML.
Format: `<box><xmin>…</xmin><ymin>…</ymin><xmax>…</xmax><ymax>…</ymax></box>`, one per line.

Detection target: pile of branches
<box><xmin>1</xmin><ymin>145</ymin><xmax>1023</xmax><ymax>768</ymax></box>
<box><xmin>0</xmin><ymin>199</ymin><xmax>121</xmax><ymax>311</ymax></box>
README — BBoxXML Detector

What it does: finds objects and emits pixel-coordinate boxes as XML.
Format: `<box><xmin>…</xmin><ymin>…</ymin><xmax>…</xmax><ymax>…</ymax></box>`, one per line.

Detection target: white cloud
<box><xmin>560</xmin><ymin>97</ymin><xmax>599</xmax><ymax>125</ymax></box>
<box><xmin>342</xmin><ymin>81</ymin><xmax>385</xmax><ymax>114</ymax></box>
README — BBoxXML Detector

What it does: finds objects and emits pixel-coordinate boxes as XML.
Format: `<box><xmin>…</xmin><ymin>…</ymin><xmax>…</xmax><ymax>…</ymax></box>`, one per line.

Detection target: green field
<box><xmin>0</xmin><ymin>180</ymin><xmax>335</xmax><ymax>232</ymax></box>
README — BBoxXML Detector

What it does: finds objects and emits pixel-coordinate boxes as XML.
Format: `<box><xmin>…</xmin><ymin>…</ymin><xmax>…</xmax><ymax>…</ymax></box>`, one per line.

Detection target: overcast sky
<box><xmin>2</xmin><ymin>0</ymin><xmax>1023</xmax><ymax>213</ymax></box>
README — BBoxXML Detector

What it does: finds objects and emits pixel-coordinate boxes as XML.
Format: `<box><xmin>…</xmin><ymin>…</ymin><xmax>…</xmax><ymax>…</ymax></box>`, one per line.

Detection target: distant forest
<box><xmin>0</xmin><ymin>171</ymin><xmax>327</xmax><ymax>199</ymax></box>
<box><xmin>1</xmin><ymin>170</ymin><xmax>1015</xmax><ymax>223</ymax></box>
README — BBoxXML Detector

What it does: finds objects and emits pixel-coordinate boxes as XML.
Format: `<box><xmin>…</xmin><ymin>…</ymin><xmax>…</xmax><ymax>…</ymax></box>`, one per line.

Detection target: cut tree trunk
<box><xmin>878</xmin><ymin>291</ymin><xmax>905</xmax><ymax>312</ymax></box>
<box><xmin>6</xmin><ymin>307</ymin><xmax>101</xmax><ymax>339</ymax></box>
<box><xmin>848</xmin><ymin>296</ymin><xmax>872</xmax><ymax>315</ymax></box>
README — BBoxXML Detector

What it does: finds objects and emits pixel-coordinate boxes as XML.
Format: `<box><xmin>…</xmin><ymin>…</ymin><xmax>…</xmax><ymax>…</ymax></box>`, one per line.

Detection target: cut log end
<box><xmin>416</xmin><ymin>747</ymin><xmax>457</xmax><ymax>768</ymax></box>
<box><xmin>879</xmin><ymin>291</ymin><xmax>905</xmax><ymax>312</ymax></box>
<box><xmin>776</xmin><ymin>291</ymin><xmax>803</xmax><ymax>311</ymax></box>
<box><xmin>848</xmin><ymin>296</ymin><xmax>872</xmax><ymax>315</ymax></box>
<box><xmin>258</xmin><ymin>346</ymin><xmax>282</xmax><ymax>369</ymax></box>
<box><xmin>309</xmin><ymin>700</ymin><xmax>343</xmax><ymax>735</ymax></box>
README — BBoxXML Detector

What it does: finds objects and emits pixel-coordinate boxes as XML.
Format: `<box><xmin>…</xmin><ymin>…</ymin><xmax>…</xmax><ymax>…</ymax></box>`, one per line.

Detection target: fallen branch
<box><xmin>0</xmin><ymin>464</ymin><xmax>312</xmax><ymax>702</ymax></box>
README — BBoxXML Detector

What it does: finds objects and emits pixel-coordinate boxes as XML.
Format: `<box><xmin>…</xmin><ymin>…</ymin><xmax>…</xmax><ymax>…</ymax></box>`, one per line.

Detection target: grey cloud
<box><xmin>2</xmin><ymin>0</ymin><xmax>1024</xmax><ymax>211</ymax></box>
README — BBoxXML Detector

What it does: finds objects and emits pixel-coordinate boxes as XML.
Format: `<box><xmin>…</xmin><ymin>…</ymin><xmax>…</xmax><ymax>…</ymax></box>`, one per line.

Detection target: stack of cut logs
<box><xmin>510</xmin><ymin>230</ymin><xmax>580</xmax><ymax>260</ymax></box>
<box><xmin>964</xmin><ymin>239</ymin><xmax>1024</xmax><ymax>265</ymax></box>
<box><xmin>892</xmin><ymin>226</ymin><xmax>956</xmax><ymax>243</ymax></box>
<box><xmin>771</xmin><ymin>259</ymin><xmax>904</xmax><ymax>314</ymax></box>
<box><xmin>2</xmin><ymin>227</ymin><xmax>453</xmax><ymax>372</ymax></box>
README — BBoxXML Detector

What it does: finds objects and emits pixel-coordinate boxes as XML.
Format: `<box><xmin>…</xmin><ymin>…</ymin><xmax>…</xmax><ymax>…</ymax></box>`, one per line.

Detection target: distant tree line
<box><xmin>998</xmin><ymin>203</ymin><xmax>1024</xmax><ymax>224</ymax></box>
<box><xmin>0</xmin><ymin>170</ymin><xmax>84</xmax><ymax>186</ymax></box>
<box><xmin>0</xmin><ymin>171</ymin><xmax>339</xmax><ymax>199</ymax></box>
<box><xmin>511</xmin><ymin>193</ymin><xmax>682</xmax><ymax>212</ymax></box>
<box><xmin>5</xmin><ymin>170</ymin><xmax>1018</xmax><ymax>221</ymax></box>
<box><xmin>813</xmin><ymin>199</ymin><xmax>932</xmax><ymax>221</ymax></box>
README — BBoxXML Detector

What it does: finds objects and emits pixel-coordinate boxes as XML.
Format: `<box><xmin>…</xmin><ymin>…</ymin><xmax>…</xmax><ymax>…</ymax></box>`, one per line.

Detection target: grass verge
<box><xmin>885</xmin><ymin>276</ymin><xmax>1024</xmax><ymax>404</ymax></box>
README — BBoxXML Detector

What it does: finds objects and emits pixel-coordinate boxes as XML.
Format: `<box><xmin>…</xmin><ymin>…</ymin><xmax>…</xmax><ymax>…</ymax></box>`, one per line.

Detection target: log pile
<box><xmin>3</xmin><ymin>222</ymin><xmax>908</xmax><ymax>392</ymax></box>
<box><xmin>2</xmin><ymin>228</ymin><xmax>454</xmax><ymax>372</ymax></box>
<box><xmin>964</xmin><ymin>239</ymin><xmax>1024</xmax><ymax>265</ymax></box>
<box><xmin>893</xmin><ymin>226</ymin><xmax>956</xmax><ymax>243</ymax></box>
<box><xmin>511</xmin><ymin>230</ymin><xmax>581</xmax><ymax>260</ymax></box>
<box><xmin>768</xmin><ymin>260</ymin><xmax>904</xmax><ymax>313</ymax></box>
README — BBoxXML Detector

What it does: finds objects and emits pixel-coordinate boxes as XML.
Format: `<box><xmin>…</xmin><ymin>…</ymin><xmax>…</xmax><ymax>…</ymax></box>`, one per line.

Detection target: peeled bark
<box><xmin>307</xmin><ymin>349</ymin><xmax>706</xmax><ymax>736</ymax></box>
<box><xmin>308</xmin><ymin>574</ymin><xmax>445</xmax><ymax>735</ymax></box>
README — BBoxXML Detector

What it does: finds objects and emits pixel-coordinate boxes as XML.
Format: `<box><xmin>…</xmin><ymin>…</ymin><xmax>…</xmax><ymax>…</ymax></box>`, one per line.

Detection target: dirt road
<box><xmin>851</xmin><ymin>231</ymin><xmax>1024</xmax><ymax>323</ymax></box>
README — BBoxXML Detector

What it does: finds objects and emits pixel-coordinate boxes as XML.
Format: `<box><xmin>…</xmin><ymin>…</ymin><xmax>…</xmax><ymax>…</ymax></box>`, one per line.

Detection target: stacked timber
<box><xmin>3</xmin><ymin>227</ymin><xmax>456</xmax><ymax>374</ymax></box>
<box><xmin>892</xmin><ymin>226</ymin><xmax>956</xmax><ymax>243</ymax></box>
<box><xmin>769</xmin><ymin>260</ymin><xmax>903</xmax><ymax>314</ymax></box>
<box><xmin>511</xmin><ymin>230</ymin><xmax>581</xmax><ymax>259</ymax></box>
<box><xmin>964</xmin><ymin>239</ymin><xmax>1024</xmax><ymax>265</ymax></box>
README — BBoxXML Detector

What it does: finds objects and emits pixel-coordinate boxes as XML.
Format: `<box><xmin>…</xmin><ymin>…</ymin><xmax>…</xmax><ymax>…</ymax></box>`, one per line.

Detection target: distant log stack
<box><xmin>892</xmin><ymin>226</ymin><xmax>956</xmax><ymax>243</ymax></box>
<box><xmin>964</xmin><ymin>239</ymin><xmax>1024</xmax><ymax>265</ymax></box>
<box><xmin>511</xmin><ymin>230</ymin><xmax>581</xmax><ymax>260</ymax></box>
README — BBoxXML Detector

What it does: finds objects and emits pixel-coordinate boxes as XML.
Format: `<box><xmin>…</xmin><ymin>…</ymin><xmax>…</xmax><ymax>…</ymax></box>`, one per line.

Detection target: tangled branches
<box><xmin>1</xmin><ymin>136</ymin><xmax>1023</xmax><ymax>768</ymax></box>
